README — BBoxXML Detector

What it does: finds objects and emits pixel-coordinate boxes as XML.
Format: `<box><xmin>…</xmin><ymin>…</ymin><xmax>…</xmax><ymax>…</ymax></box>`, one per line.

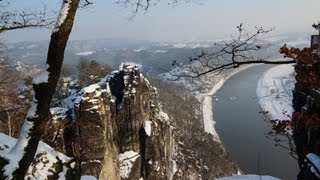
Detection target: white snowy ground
<box><xmin>256</xmin><ymin>64</ymin><xmax>320</xmax><ymax>178</ymax></box>
<box><xmin>256</xmin><ymin>64</ymin><xmax>296</xmax><ymax>120</ymax></box>
<box><xmin>0</xmin><ymin>133</ymin><xmax>97</xmax><ymax>180</ymax></box>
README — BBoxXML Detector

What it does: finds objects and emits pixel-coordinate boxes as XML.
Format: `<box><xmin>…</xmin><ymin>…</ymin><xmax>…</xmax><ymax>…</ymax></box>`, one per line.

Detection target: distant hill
<box><xmin>6</xmin><ymin>33</ymin><xmax>310</xmax><ymax>76</ymax></box>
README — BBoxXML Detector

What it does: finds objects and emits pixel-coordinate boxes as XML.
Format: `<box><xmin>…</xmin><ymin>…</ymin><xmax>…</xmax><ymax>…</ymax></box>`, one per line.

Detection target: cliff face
<box><xmin>63</xmin><ymin>64</ymin><xmax>175</xmax><ymax>179</ymax></box>
<box><xmin>43</xmin><ymin>63</ymin><xmax>238</xmax><ymax>179</ymax></box>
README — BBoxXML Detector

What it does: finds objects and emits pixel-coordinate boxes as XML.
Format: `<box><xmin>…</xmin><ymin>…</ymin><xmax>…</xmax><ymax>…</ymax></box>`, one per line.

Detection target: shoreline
<box><xmin>199</xmin><ymin>64</ymin><xmax>258</xmax><ymax>142</ymax></box>
<box><xmin>256</xmin><ymin>64</ymin><xmax>295</xmax><ymax>120</ymax></box>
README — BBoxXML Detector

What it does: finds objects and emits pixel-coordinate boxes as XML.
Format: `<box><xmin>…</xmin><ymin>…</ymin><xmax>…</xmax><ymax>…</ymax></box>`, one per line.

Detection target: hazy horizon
<box><xmin>1</xmin><ymin>0</ymin><xmax>320</xmax><ymax>43</ymax></box>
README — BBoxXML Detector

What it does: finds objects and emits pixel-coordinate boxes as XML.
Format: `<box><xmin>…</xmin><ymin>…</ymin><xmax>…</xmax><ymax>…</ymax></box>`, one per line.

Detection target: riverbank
<box><xmin>198</xmin><ymin>64</ymin><xmax>257</xmax><ymax>142</ymax></box>
<box><xmin>256</xmin><ymin>64</ymin><xmax>295</xmax><ymax>120</ymax></box>
<box><xmin>213</xmin><ymin>64</ymin><xmax>298</xmax><ymax>179</ymax></box>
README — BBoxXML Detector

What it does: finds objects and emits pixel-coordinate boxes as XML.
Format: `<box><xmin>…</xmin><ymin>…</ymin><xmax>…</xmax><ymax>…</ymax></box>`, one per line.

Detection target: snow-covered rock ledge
<box><xmin>0</xmin><ymin>132</ymin><xmax>71</xmax><ymax>179</ymax></box>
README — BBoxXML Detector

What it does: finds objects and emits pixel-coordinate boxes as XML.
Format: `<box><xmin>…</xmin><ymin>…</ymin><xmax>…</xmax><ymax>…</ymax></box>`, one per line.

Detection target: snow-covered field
<box><xmin>256</xmin><ymin>64</ymin><xmax>296</xmax><ymax>120</ymax></box>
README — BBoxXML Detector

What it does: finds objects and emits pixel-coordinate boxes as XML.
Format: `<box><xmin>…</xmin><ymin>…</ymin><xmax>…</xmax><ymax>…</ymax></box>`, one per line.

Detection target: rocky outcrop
<box><xmin>62</xmin><ymin>64</ymin><xmax>175</xmax><ymax>179</ymax></box>
<box><xmin>150</xmin><ymin>78</ymin><xmax>239</xmax><ymax>179</ymax></box>
<box><xmin>42</xmin><ymin>63</ymin><xmax>238</xmax><ymax>179</ymax></box>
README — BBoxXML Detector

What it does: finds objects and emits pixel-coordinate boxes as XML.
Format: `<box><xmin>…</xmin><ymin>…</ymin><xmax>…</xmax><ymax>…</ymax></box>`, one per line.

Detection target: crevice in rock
<box><xmin>108</xmin><ymin>71</ymin><xmax>125</xmax><ymax>112</ymax></box>
<box><xmin>139</xmin><ymin>126</ymin><xmax>147</xmax><ymax>178</ymax></box>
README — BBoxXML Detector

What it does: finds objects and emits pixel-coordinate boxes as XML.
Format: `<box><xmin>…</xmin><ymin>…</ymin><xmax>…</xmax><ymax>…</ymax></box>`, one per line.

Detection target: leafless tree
<box><xmin>0</xmin><ymin>0</ymin><xmax>81</xmax><ymax>179</ymax></box>
<box><xmin>77</xmin><ymin>59</ymin><xmax>112</xmax><ymax>87</ymax></box>
<box><xmin>0</xmin><ymin>0</ymin><xmax>161</xmax><ymax>179</ymax></box>
<box><xmin>169</xmin><ymin>24</ymin><xmax>295</xmax><ymax>79</ymax></box>
<box><xmin>0</xmin><ymin>59</ymin><xmax>30</xmax><ymax>137</ymax></box>
<box><xmin>0</xmin><ymin>1</ymin><xmax>54</xmax><ymax>33</ymax></box>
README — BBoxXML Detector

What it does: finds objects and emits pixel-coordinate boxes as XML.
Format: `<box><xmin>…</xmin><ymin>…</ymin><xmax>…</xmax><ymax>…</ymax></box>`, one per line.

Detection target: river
<box><xmin>213</xmin><ymin>65</ymin><xmax>298</xmax><ymax>179</ymax></box>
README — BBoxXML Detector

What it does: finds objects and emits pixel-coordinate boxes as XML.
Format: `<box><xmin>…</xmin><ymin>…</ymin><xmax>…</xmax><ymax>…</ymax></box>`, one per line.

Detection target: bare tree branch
<box><xmin>0</xmin><ymin>0</ymin><xmax>81</xmax><ymax>178</ymax></box>
<box><xmin>169</xmin><ymin>24</ymin><xmax>295</xmax><ymax>80</ymax></box>
<box><xmin>115</xmin><ymin>0</ymin><xmax>153</xmax><ymax>18</ymax></box>
<box><xmin>0</xmin><ymin>2</ymin><xmax>54</xmax><ymax>33</ymax></box>
<box><xmin>84</xmin><ymin>0</ymin><xmax>93</xmax><ymax>6</ymax></box>
<box><xmin>79</xmin><ymin>0</ymin><xmax>93</xmax><ymax>8</ymax></box>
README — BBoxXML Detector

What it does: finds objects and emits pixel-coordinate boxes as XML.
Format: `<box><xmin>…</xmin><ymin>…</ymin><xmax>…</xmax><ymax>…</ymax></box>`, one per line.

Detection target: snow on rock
<box><xmin>306</xmin><ymin>153</ymin><xmax>320</xmax><ymax>178</ymax></box>
<box><xmin>82</xmin><ymin>84</ymin><xmax>101</xmax><ymax>94</ymax></box>
<box><xmin>50</xmin><ymin>107</ymin><xmax>68</xmax><ymax>120</ymax></box>
<box><xmin>71</xmin><ymin>73</ymin><xmax>119</xmax><ymax>114</ymax></box>
<box><xmin>27</xmin><ymin>100</ymin><xmax>38</xmax><ymax>118</ymax></box>
<box><xmin>0</xmin><ymin>134</ymin><xmax>16</xmax><ymax>153</ymax></box>
<box><xmin>73</xmin><ymin>83</ymin><xmax>105</xmax><ymax>113</ymax></box>
<box><xmin>256</xmin><ymin>64</ymin><xmax>296</xmax><ymax>120</ymax></box>
<box><xmin>157</xmin><ymin>110</ymin><xmax>169</xmax><ymax>122</ymax></box>
<box><xmin>125</xmin><ymin>61</ymin><xmax>142</xmax><ymax>69</ymax></box>
<box><xmin>58</xmin><ymin>166</ymin><xmax>68</xmax><ymax>180</ymax></box>
<box><xmin>2</xmin><ymin>119</ymin><xmax>34</xmax><ymax>178</ymax></box>
<box><xmin>171</xmin><ymin>159</ymin><xmax>178</xmax><ymax>177</ymax></box>
<box><xmin>0</xmin><ymin>133</ymin><xmax>71</xmax><ymax>179</ymax></box>
<box><xmin>32</xmin><ymin>70</ymin><xmax>49</xmax><ymax>84</ymax></box>
<box><xmin>122</xmin><ymin>63</ymin><xmax>140</xmax><ymax>97</ymax></box>
<box><xmin>63</xmin><ymin>90</ymin><xmax>79</xmax><ymax>110</ymax></box>
<box><xmin>144</xmin><ymin>120</ymin><xmax>152</xmax><ymax>136</ymax></box>
<box><xmin>53</xmin><ymin>0</ymin><xmax>71</xmax><ymax>33</ymax></box>
<box><xmin>119</xmin><ymin>150</ymin><xmax>140</xmax><ymax>179</ymax></box>
<box><xmin>218</xmin><ymin>174</ymin><xmax>281</xmax><ymax>180</ymax></box>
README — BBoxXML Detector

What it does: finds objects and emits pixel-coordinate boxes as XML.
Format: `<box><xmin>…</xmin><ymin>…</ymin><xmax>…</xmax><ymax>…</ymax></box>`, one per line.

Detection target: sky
<box><xmin>2</xmin><ymin>0</ymin><xmax>320</xmax><ymax>43</ymax></box>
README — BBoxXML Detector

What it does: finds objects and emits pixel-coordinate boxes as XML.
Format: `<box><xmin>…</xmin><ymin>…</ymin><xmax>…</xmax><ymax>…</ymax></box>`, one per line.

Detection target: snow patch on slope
<box><xmin>0</xmin><ymin>133</ymin><xmax>71</xmax><ymax>179</ymax></box>
<box><xmin>2</xmin><ymin>120</ymin><xmax>34</xmax><ymax>178</ymax></box>
<box><xmin>50</xmin><ymin>107</ymin><xmax>68</xmax><ymax>120</ymax></box>
<box><xmin>119</xmin><ymin>151</ymin><xmax>140</xmax><ymax>179</ymax></box>
<box><xmin>144</xmin><ymin>120</ymin><xmax>152</xmax><ymax>136</ymax></box>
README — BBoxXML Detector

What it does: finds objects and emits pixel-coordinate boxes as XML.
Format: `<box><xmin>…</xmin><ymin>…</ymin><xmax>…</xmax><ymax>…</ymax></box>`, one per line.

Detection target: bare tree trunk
<box><xmin>0</xmin><ymin>0</ymin><xmax>80</xmax><ymax>179</ymax></box>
